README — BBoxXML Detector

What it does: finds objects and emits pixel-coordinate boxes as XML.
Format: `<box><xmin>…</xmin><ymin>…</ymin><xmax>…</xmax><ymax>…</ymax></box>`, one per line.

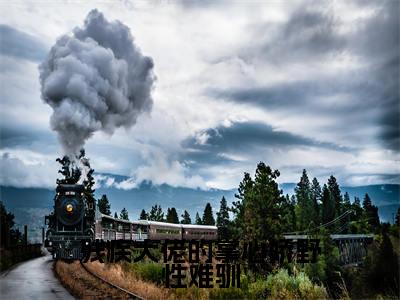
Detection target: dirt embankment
<box><xmin>55</xmin><ymin>260</ymin><xmax>175</xmax><ymax>300</ymax></box>
<box><xmin>55</xmin><ymin>260</ymin><xmax>131</xmax><ymax>299</ymax></box>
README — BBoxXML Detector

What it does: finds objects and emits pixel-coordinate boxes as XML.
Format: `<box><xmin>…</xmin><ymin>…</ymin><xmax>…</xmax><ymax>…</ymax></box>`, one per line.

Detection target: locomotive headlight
<box><xmin>66</xmin><ymin>203</ymin><xmax>73</xmax><ymax>213</ymax></box>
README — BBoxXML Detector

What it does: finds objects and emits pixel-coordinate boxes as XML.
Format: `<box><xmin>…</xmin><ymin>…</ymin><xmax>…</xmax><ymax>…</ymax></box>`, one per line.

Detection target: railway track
<box><xmin>79</xmin><ymin>261</ymin><xmax>146</xmax><ymax>300</ymax></box>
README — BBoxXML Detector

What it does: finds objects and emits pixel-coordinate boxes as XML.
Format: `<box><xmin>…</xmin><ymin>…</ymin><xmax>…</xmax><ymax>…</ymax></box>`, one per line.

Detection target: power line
<box><xmin>284</xmin><ymin>210</ymin><xmax>354</xmax><ymax>235</ymax></box>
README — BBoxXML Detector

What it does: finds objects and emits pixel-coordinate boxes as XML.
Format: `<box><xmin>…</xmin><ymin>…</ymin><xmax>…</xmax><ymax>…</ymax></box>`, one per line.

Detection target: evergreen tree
<box><xmin>352</xmin><ymin>197</ymin><xmax>363</xmax><ymax>219</ymax></box>
<box><xmin>83</xmin><ymin>168</ymin><xmax>95</xmax><ymax>195</ymax></box>
<box><xmin>97</xmin><ymin>194</ymin><xmax>111</xmax><ymax>215</ymax></box>
<box><xmin>139</xmin><ymin>209</ymin><xmax>148</xmax><ymax>220</ymax></box>
<box><xmin>365</xmin><ymin>228</ymin><xmax>399</xmax><ymax>293</ymax></box>
<box><xmin>120</xmin><ymin>208</ymin><xmax>129</xmax><ymax>220</ymax></box>
<box><xmin>349</xmin><ymin>196</ymin><xmax>365</xmax><ymax>233</ymax></box>
<box><xmin>363</xmin><ymin>194</ymin><xmax>380</xmax><ymax>231</ymax></box>
<box><xmin>202</xmin><ymin>203</ymin><xmax>215</xmax><ymax>225</ymax></box>
<box><xmin>327</xmin><ymin>175</ymin><xmax>342</xmax><ymax>217</ymax></box>
<box><xmin>232</xmin><ymin>162</ymin><xmax>285</xmax><ymax>241</ymax></box>
<box><xmin>281</xmin><ymin>194</ymin><xmax>296</xmax><ymax>232</ymax></box>
<box><xmin>114</xmin><ymin>212</ymin><xmax>118</xmax><ymax>219</ymax></box>
<box><xmin>362</xmin><ymin>193</ymin><xmax>372</xmax><ymax>208</ymax></box>
<box><xmin>149</xmin><ymin>204</ymin><xmax>164</xmax><ymax>221</ymax></box>
<box><xmin>166</xmin><ymin>207</ymin><xmax>179</xmax><ymax>224</ymax></box>
<box><xmin>216</xmin><ymin>196</ymin><xmax>230</xmax><ymax>239</ymax></box>
<box><xmin>343</xmin><ymin>192</ymin><xmax>351</xmax><ymax>211</ymax></box>
<box><xmin>195</xmin><ymin>212</ymin><xmax>202</xmax><ymax>225</ymax></box>
<box><xmin>322</xmin><ymin>184</ymin><xmax>335</xmax><ymax>224</ymax></box>
<box><xmin>396</xmin><ymin>208</ymin><xmax>400</xmax><ymax>226</ymax></box>
<box><xmin>230</xmin><ymin>172</ymin><xmax>252</xmax><ymax>238</ymax></box>
<box><xmin>311</xmin><ymin>177</ymin><xmax>322</xmax><ymax>225</ymax></box>
<box><xmin>319</xmin><ymin>228</ymin><xmax>343</xmax><ymax>297</ymax></box>
<box><xmin>181</xmin><ymin>210</ymin><xmax>191</xmax><ymax>224</ymax></box>
<box><xmin>341</xmin><ymin>192</ymin><xmax>352</xmax><ymax>233</ymax></box>
<box><xmin>0</xmin><ymin>201</ymin><xmax>16</xmax><ymax>247</ymax></box>
<box><xmin>295</xmin><ymin>169</ymin><xmax>313</xmax><ymax>230</ymax></box>
<box><xmin>290</xmin><ymin>195</ymin><xmax>296</xmax><ymax>205</ymax></box>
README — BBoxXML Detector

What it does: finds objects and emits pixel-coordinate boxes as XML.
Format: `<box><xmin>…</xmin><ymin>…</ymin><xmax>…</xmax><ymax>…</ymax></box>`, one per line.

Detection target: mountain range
<box><xmin>1</xmin><ymin>176</ymin><xmax>398</xmax><ymax>242</ymax></box>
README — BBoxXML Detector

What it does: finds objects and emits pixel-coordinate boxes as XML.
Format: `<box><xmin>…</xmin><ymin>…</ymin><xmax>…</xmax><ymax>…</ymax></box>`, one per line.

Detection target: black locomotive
<box><xmin>45</xmin><ymin>183</ymin><xmax>95</xmax><ymax>259</ymax></box>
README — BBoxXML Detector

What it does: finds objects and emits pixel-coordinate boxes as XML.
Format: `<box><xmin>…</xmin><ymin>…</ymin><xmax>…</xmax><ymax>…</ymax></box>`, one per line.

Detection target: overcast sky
<box><xmin>0</xmin><ymin>0</ymin><xmax>399</xmax><ymax>190</ymax></box>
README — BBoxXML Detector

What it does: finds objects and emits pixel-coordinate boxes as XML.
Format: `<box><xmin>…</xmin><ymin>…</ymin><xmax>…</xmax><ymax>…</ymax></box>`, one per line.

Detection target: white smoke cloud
<box><xmin>39</xmin><ymin>9</ymin><xmax>155</xmax><ymax>156</ymax></box>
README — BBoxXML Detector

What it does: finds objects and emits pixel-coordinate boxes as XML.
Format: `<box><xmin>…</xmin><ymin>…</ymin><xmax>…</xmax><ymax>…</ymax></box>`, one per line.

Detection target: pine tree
<box><xmin>352</xmin><ymin>197</ymin><xmax>363</xmax><ymax>219</ymax></box>
<box><xmin>98</xmin><ymin>194</ymin><xmax>111</xmax><ymax>215</ymax></box>
<box><xmin>340</xmin><ymin>191</ymin><xmax>352</xmax><ymax>233</ymax></box>
<box><xmin>0</xmin><ymin>201</ymin><xmax>15</xmax><ymax>247</ymax></box>
<box><xmin>166</xmin><ymin>207</ymin><xmax>179</xmax><ymax>224</ymax></box>
<box><xmin>322</xmin><ymin>184</ymin><xmax>335</xmax><ymax>224</ymax></box>
<box><xmin>139</xmin><ymin>209</ymin><xmax>148</xmax><ymax>220</ymax></box>
<box><xmin>195</xmin><ymin>212</ymin><xmax>202</xmax><ymax>225</ymax></box>
<box><xmin>114</xmin><ymin>212</ymin><xmax>118</xmax><ymax>219</ymax></box>
<box><xmin>396</xmin><ymin>208</ymin><xmax>400</xmax><ymax>226</ymax></box>
<box><xmin>281</xmin><ymin>194</ymin><xmax>296</xmax><ymax>232</ymax></box>
<box><xmin>366</xmin><ymin>228</ymin><xmax>399</xmax><ymax>293</ymax></box>
<box><xmin>230</xmin><ymin>172</ymin><xmax>253</xmax><ymax>238</ymax></box>
<box><xmin>343</xmin><ymin>192</ymin><xmax>351</xmax><ymax>211</ymax></box>
<box><xmin>311</xmin><ymin>177</ymin><xmax>322</xmax><ymax>225</ymax></box>
<box><xmin>84</xmin><ymin>168</ymin><xmax>95</xmax><ymax>195</ymax></box>
<box><xmin>362</xmin><ymin>193</ymin><xmax>372</xmax><ymax>208</ymax></box>
<box><xmin>120</xmin><ymin>208</ymin><xmax>129</xmax><ymax>220</ymax></box>
<box><xmin>202</xmin><ymin>203</ymin><xmax>215</xmax><ymax>225</ymax></box>
<box><xmin>181</xmin><ymin>210</ymin><xmax>191</xmax><ymax>224</ymax></box>
<box><xmin>232</xmin><ymin>162</ymin><xmax>285</xmax><ymax>241</ymax></box>
<box><xmin>349</xmin><ymin>196</ymin><xmax>365</xmax><ymax>233</ymax></box>
<box><xmin>295</xmin><ymin>169</ymin><xmax>313</xmax><ymax>230</ymax></box>
<box><xmin>363</xmin><ymin>194</ymin><xmax>380</xmax><ymax>232</ymax></box>
<box><xmin>327</xmin><ymin>175</ymin><xmax>342</xmax><ymax>217</ymax></box>
<box><xmin>216</xmin><ymin>196</ymin><xmax>230</xmax><ymax>239</ymax></box>
<box><xmin>149</xmin><ymin>204</ymin><xmax>164</xmax><ymax>221</ymax></box>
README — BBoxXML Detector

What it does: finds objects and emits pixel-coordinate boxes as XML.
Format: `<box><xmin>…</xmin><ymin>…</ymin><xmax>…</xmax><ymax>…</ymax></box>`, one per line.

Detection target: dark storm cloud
<box><xmin>182</xmin><ymin>148</ymin><xmax>236</xmax><ymax>168</ymax></box>
<box><xmin>0</xmin><ymin>25</ymin><xmax>47</xmax><ymax>62</ymax></box>
<box><xmin>211</xmin><ymin>1</ymin><xmax>399</xmax><ymax>151</ymax></box>
<box><xmin>359</xmin><ymin>0</ymin><xmax>399</xmax><ymax>152</ymax></box>
<box><xmin>0</xmin><ymin>126</ymin><xmax>56</xmax><ymax>148</ymax></box>
<box><xmin>210</xmin><ymin>76</ymin><xmax>378</xmax><ymax>114</ymax></box>
<box><xmin>264</xmin><ymin>8</ymin><xmax>346</xmax><ymax>62</ymax></box>
<box><xmin>182</xmin><ymin>121</ymin><xmax>350</xmax><ymax>167</ymax></box>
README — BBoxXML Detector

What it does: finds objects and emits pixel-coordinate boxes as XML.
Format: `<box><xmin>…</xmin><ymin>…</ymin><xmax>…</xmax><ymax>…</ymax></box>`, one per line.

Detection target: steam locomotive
<box><xmin>44</xmin><ymin>183</ymin><xmax>95</xmax><ymax>259</ymax></box>
<box><xmin>44</xmin><ymin>183</ymin><xmax>218</xmax><ymax>260</ymax></box>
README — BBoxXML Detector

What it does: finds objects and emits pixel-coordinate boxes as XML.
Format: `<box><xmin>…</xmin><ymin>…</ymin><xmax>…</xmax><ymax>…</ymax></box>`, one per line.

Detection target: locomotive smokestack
<box><xmin>39</xmin><ymin>9</ymin><xmax>155</xmax><ymax>157</ymax></box>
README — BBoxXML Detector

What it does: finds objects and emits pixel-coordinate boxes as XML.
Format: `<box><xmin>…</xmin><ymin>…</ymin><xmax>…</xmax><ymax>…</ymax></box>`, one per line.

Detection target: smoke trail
<box><xmin>39</xmin><ymin>9</ymin><xmax>155</xmax><ymax>156</ymax></box>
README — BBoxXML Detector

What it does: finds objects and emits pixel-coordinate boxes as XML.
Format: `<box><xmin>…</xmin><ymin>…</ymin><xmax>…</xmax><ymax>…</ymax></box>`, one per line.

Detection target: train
<box><xmin>44</xmin><ymin>183</ymin><xmax>218</xmax><ymax>259</ymax></box>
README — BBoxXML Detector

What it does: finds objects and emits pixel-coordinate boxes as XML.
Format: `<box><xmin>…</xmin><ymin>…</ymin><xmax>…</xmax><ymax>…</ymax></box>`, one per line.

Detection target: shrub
<box><xmin>266</xmin><ymin>269</ymin><xmax>328</xmax><ymax>300</ymax></box>
<box><xmin>209</xmin><ymin>286</ymin><xmax>245</xmax><ymax>300</ymax></box>
<box><xmin>248</xmin><ymin>278</ymin><xmax>269</xmax><ymax>299</ymax></box>
<box><xmin>130</xmin><ymin>262</ymin><xmax>164</xmax><ymax>284</ymax></box>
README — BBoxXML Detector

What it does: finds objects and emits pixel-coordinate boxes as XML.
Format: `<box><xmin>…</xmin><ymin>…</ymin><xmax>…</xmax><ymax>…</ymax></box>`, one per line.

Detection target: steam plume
<box><xmin>39</xmin><ymin>9</ymin><xmax>155</xmax><ymax>156</ymax></box>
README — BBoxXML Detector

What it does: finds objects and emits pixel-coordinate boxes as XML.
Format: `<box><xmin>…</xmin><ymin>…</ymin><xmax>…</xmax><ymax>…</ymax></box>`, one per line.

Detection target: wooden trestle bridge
<box><xmin>283</xmin><ymin>210</ymin><xmax>374</xmax><ymax>266</ymax></box>
<box><xmin>283</xmin><ymin>234</ymin><xmax>374</xmax><ymax>266</ymax></box>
